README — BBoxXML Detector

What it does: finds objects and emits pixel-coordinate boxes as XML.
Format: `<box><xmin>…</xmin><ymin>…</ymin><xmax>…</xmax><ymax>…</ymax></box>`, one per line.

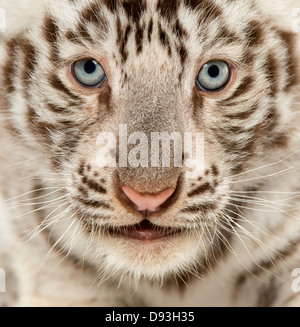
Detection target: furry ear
<box><xmin>0</xmin><ymin>0</ymin><xmax>46</xmax><ymax>38</ymax></box>
<box><xmin>255</xmin><ymin>0</ymin><xmax>300</xmax><ymax>32</ymax></box>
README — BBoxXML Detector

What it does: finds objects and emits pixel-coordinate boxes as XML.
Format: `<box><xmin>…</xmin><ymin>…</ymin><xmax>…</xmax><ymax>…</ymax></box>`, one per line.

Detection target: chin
<box><xmin>90</xmin><ymin>223</ymin><xmax>206</xmax><ymax>281</ymax></box>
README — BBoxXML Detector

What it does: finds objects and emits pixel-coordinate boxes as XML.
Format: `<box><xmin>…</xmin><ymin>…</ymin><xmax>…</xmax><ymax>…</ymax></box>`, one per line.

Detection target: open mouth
<box><xmin>108</xmin><ymin>219</ymin><xmax>182</xmax><ymax>241</ymax></box>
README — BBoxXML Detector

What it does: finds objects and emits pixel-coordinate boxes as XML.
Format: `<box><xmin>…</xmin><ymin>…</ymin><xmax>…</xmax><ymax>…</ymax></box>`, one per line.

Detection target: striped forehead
<box><xmin>44</xmin><ymin>0</ymin><xmax>256</xmax><ymax>67</ymax></box>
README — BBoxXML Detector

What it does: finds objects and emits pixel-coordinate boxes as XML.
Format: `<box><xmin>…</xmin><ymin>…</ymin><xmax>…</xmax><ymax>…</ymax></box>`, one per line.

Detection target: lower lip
<box><xmin>109</xmin><ymin>226</ymin><xmax>182</xmax><ymax>241</ymax></box>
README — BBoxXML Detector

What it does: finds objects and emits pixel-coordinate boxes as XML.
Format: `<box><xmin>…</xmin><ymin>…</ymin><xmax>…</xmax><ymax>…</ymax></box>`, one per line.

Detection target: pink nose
<box><xmin>122</xmin><ymin>186</ymin><xmax>175</xmax><ymax>212</ymax></box>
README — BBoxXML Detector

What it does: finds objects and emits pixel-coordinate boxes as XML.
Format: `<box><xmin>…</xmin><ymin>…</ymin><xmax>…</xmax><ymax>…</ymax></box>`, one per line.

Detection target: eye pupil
<box><xmin>84</xmin><ymin>60</ymin><xmax>97</xmax><ymax>74</ymax></box>
<box><xmin>208</xmin><ymin>65</ymin><xmax>220</xmax><ymax>78</ymax></box>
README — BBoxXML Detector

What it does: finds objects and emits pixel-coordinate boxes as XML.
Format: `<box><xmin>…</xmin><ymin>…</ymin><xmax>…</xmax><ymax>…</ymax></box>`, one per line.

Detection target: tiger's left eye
<box><xmin>196</xmin><ymin>61</ymin><xmax>231</xmax><ymax>91</ymax></box>
<box><xmin>72</xmin><ymin>59</ymin><xmax>106</xmax><ymax>88</ymax></box>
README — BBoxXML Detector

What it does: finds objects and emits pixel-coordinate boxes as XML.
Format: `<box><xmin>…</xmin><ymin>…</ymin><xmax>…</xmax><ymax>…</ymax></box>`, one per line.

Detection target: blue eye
<box><xmin>72</xmin><ymin>59</ymin><xmax>106</xmax><ymax>88</ymax></box>
<box><xmin>196</xmin><ymin>61</ymin><xmax>230</xmax><ymax>91</ymax></box>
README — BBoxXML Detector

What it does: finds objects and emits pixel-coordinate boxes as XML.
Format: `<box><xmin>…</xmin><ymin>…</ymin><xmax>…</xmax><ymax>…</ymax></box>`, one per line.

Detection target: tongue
<box><xmin>125</xmin><ymin>228</ymin><xmax>164</xmax><ymax>241</ymax></box>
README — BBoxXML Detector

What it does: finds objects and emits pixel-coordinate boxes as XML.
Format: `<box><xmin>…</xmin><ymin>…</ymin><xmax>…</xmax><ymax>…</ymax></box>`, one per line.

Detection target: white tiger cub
<box><xmin>0</xmin><ymin>0</ymin><xmax>300</xmax><ymax>307</ymax></box>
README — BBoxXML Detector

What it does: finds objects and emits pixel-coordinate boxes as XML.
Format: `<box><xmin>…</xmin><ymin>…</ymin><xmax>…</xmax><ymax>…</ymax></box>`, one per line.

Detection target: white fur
<box><xmin>1</xmin><ymin>0</ymin><xmax>300</xmax><ymax>307</ymax></box>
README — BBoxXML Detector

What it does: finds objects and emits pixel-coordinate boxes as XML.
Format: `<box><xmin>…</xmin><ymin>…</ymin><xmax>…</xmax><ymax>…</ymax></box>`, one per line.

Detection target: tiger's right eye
<box><xmin>72</xmin><ymin>59</ymin><xmax>106</xmax><ymax>88</ymax></box>
<box><xmin>196</xmin><ymin>61</ymin><xmax>231</xmax><ymax>91</ymax></box>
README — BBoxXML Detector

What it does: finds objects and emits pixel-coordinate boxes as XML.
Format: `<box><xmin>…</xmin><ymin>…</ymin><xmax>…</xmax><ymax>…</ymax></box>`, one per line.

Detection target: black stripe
<box><xmin>49</xmin><ymin>75</ymin><xmax>82</xmax><ymax>102</ymax></box>
<box><xmin>81</xmin><ymin>3</ymin><xmax>101</xmax><ymax>24</ymax></box>
<box><xmin>215</xmin><ymin>26</ymin><xmax>240</xmax><ymax>45</ymax></box>
<box><xmin>118</xmin><ymin>21</ymin><xmax>132</xmax><ymax>63</ymax></box>
<box><xmin>173</xmin><ymin>19</ymin><xmax>187</xmax><ymax>38</ymax></box>
<box><xmin>3</xmin><ymin>38</ymin><xmax>20</xmax><ymax>94</ymax></box>
<box><xmin>20</xmin><ymin>39</ymin><xmax>37</xmax><ymax>93</ymax></box>
<box><xmin>158</xmin><ymin>23</ymin><xmax>171</xmax><ymax>55</ymax></box>
<box><xmin>148</xmin><ymin>18</ymin><xmax>153</xmax><ymax>42</ymax></box>
<box><xmin>181</xmin><ymin>202</ymin><xmax>216</xmax><ymax>213</ymax></box>
<box><xmin>76</xmin><ymin>198</ymin><xmax>112</xmax><ymax>209</ymax></box>
<box><xmin>223</xmin><ymin>77</ymin><xmax>254</xmax><ymax>103</ymax></box>
<box><xmin>122</xmin><ymin>0</ymin><xmax>147</xmax><ymax>25</ymax></box>
<box><xmin>27</xmin><ymin>105</ymin><xmax>56</xmax><ymax>143</ymax></box>
<box><xmin>65</xmin><ymin>30</ymin><xmax>84</xmax><ymax>45</ymax></box>
<box><xmin>277</xmin><ymin>30</ymin><xmax>299</xmax><ymax>91</ymax></box>
<box><xmin>264</xmin><ymin>54</ymin><xmax>278</xmax><ymax>97</ymax></box>
<box><xmin>157</xmin><ymin>0</ymin><xmax>179</xmax><ymax>21</ymax></box>
<box><xmin>244</xmin><ymin>20</ymin><xmax>264</xmax><ymax>47</ymax></box>
<box><xmin>135</xmin><ymin>23</ymin><xmax>144</xmax><ymax>54</ymax></box>
<box><xmin>177</xmin><ymin>44</ymin><xmax>187</xmax><ymax>66</ymax></box>
<box><xmin>211</xmin><ymin>164</ymin><xmax>219</xmax><ymax>176</ymax></box>
<box><xmin>104</xmin><ymin>0</ymin><xmax>117</xmax><ymax>12</ymax></box>
<box><xmin>81</xmin><ymin>176</ymin><xmax>107</xmax><ymax>194</ymax></box>
<box><xmin>77</xmin><ymin>21</ymin><xmax>93</xmax><ymax>40</ymax></box>
<box><xmin>187</xmin><ymin>182</ymin><xmax>214</xmax><ymax>197</ymax></box>
<box><xmin>43</xmin><ymin>15</ymin><xmax>60</xmax><ymax>62</ymax></box>
<box><xmin>183</xmin><ymin>0</ymin><xmax>202</xmax><ymax>11</ymax></box>
<box><xmin>46</xmin><ymin>102</ymin><xmax>68</xmax><ymax>114</ymax></box>
<box><xmin>225</xmin><ymin>103</ymin><xmax>258</xmax><ymax>120</ymax></box>
<box><xmin>43</xmin><ymin>15</ymin><xmax>59</xmax><ymax>46</ymax></box>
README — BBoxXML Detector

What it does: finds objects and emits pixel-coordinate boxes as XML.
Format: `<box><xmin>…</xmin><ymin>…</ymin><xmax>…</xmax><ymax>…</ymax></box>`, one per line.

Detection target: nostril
<box><xmin>121</xmin><ymin>186</ymin><xmax>175</xmax><ymax>212</ymax></box>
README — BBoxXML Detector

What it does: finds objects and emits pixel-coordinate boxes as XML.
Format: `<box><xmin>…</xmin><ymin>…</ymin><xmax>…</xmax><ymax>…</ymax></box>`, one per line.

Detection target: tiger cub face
<box><xmin>1</xmin><ymin>0</ymin><xmax>298</xmax><ymax>281</ymax></box>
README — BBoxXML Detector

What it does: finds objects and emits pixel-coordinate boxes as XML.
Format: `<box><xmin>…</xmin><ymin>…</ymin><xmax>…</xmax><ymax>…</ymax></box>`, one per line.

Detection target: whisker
<box><xmin>227</xmin><ymin>194</ymin><xmax>293</xmax><ymax>207</ymax></box>
<box><xmin>7</xmin><ymin>194</ymin><xmax>69</xmax><ymax>210</ymax></box>
<box><xmin>57</xmin><ymin>219</ymin><xmax>84</xmax><ymax>263</ymax></box>
<box><xmin>227</xmin><ymin>200</ymin><xmax>300</xmax><ymax>218</ymax></box>
<box><xmin>222</xmin><ymin>211</ymin><xmax>279</xmax><ymax>265</ymax></box>
<box><xmin>3</xmin><ymin>198</ymin><xmax>69</xmax><ymax>221</ymax></box>
<box><xmin>230</xmin><ymin>149</ymin><xmax>300</xmax><ymax>179</ymax></box>
<box><xmin>231</xmin><ymin>166</ymin><xmax>295</xmax><ymax>185</ymax></box>
<box><xmin>24</xmin><ymin>202</ymin><xmax>71</xmax><ymax>242</ymax></box>
<box><xmin>230</xmin><ymin>190</ymin><xmax>300</xmax><ymax>195</ymax></box>
<box><xmin>37</xmin><ymin>214</ymin><xmax>77</xmax><ymax>272</ymax></box>
<box><xmin>226</xmin><ymin>196</ymin><xmax>291</xmax><ymax>210</ymax></box>
<box><xmin>17</xmin><ymin>172</ymin><xmax>71</xmax><ymax>182</ymax></box>
<box><xmin>6</xmin><ymin>187</ymin><xmax>65</xmax><ymax>203</ymax></box>
<box><xmin>224</xmin><ymin>207</ymin><xmax>287</xmax><ymax>247</ymax></box>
